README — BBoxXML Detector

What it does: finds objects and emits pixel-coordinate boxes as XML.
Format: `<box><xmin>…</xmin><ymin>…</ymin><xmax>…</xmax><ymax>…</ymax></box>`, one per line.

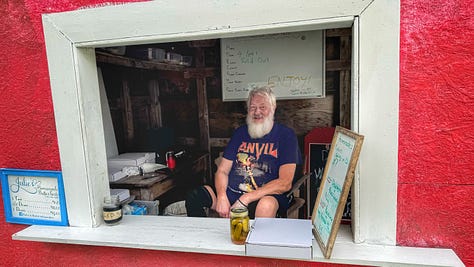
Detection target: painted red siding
<box><xmin>398</xmin><ymin>0</ymin><xmax>474</xmax><ymax>266</ymax></box>
<box><xmin>0</xmin><ymin>1</ymin><xmax>361</xmax><ymax>266</ymax></box>
<box><xmin>0</xmin><ymin>0</ymin><xmax>473</xmax><ymax>266</ymax></box>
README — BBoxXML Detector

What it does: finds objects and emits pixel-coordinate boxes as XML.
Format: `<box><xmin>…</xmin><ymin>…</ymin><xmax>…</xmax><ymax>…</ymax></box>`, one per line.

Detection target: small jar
<box><xmin>103</xmin><ymin>195</ymin><xmax>122</xmax><ymax>225</ymax></box>
<box><xmin>230</xmin><ymin>207</ymin><xmax>250</xmax><ymax>245</ymax></box>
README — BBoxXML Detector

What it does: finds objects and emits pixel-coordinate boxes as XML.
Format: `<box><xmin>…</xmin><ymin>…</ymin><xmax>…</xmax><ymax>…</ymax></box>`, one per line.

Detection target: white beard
<box><xmin>247</xmin><ymin>114</ymin><xmax>274</xmax><ymax>139</ymax></box>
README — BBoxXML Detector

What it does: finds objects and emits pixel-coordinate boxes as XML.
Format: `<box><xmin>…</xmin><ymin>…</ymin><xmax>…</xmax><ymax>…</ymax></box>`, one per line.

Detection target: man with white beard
<box><xmin>186</xmin><ymin>86</ymin><xmax>302</xmax><ymax>218</ymax></box>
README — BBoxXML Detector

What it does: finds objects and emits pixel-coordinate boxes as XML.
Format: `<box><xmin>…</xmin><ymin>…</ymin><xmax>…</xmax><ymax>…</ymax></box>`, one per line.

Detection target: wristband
<box><xmin>237</xmin><ymin>199</ymin><xmax>248</xmax><ymax>208</ymax></box>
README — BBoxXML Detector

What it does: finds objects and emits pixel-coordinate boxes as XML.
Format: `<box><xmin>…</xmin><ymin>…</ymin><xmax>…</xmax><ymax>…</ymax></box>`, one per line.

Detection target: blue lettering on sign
<box><xmin>10</xmin><ymin>177</ymin><xmax>40</xmax><ymax>194</ymax></box>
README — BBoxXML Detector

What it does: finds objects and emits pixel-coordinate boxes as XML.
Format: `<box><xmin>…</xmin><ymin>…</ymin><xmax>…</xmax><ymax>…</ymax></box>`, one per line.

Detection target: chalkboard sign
<box><xmin>0</xmin><ymin>168</ymin><xmax>68</xmax><ymax>226</ymax></box>
<box><xmin>221</xmin><ymin>30</ymin><xmax>325</xmax><ymax>101</ymax></box>
<box><xmin>309</xmin><ymin>143</ymin><xmax>352</xmax><ymax>222</ymax></box>
<box><xmin>308</xmin><ymin>143</ymin><xmax>331</xmax><ymax>213</ymax></box>
<box><xmin>311</xmin><ymin>126</ymin><xmax>364</xmax><ymax>259</ymax></box>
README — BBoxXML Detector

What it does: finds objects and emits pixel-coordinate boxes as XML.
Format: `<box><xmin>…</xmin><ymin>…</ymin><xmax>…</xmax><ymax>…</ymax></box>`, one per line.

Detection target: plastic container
<box><xmin>149</xmin><ymin>48</ymin><xmax>166</xmax><ymax>62</ymax></box>
<box><xmin>131</xmin><ymin>200</ymin><xmax>160</xmax><ymax>215</ymax></box>
<box><xmin>180</xmin><ymin>56</ymin><xmax>193</xmax><ymax>66</ymax></box>
<box><xmin>166</xmin><ymin>52</ymin><xmax>182</xmax><ymax>64</ymax></box>
<box><xmin>230</xmin><ymin>207</ymin><xmax>250</xmax><ymax>245</ymax></box>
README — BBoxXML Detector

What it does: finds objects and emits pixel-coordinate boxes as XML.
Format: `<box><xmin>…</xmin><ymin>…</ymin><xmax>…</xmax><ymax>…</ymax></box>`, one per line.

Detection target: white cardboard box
<box><xmin>107</xmin><ymin>165</ymin><xmax>128</xmax><ymax>182</ymax></box>
<box><xmin>245</xmin><ymin>218</ymin><xmax>313</xmax><ymax>259</ymax></box>
<box><xmin>110</xmin><ymin>188</ymin><xmax>131</xmax><ymax>202</ymax></box>
<box><xmin>108</xmin><ymin>152</ymin><xmax>155</xmax><ymax>169</ymax></box>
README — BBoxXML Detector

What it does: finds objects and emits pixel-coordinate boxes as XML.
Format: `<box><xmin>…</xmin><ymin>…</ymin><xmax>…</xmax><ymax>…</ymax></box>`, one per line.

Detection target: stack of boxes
<box><xmin>107</xmin><ymin>152</ymin><xmax>156</xmax><ymax>182</ymax></box>
<box><xmin>108</xmin><ymin>152</ymin><xmax>160</xmax><ymax>216</ymax></box>
<box><xmin>127</xmin><ymin>47</ymin><xmax>192</xmax><ymax>66</ymax></box>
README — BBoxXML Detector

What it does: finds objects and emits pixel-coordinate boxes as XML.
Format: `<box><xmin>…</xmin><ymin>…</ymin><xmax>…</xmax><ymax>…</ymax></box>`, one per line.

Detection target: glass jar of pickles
<box><xmin>230</xmin><ymin>207</ymin><xmax>250</xmax><ymax>245</ymax></box>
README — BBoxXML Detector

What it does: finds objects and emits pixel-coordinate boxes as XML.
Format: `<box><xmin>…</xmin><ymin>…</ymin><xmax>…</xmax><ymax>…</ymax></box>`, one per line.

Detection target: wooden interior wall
<box><xmin>98</xmin><ymin>28</ymin><xmax>352</xmax><ymax>177</ymax></box>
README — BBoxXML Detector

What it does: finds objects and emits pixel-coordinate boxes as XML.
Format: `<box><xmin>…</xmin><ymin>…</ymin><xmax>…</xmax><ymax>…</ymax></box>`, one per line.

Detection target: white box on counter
<box><xmin>245</xmin><ymin>218</ymin><xmax>313</xmax><ymax>260</ymax></box>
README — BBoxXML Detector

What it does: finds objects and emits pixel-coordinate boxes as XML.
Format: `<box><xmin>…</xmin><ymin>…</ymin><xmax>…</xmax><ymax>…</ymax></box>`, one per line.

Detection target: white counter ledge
<box><xmin>12</xmin><ymin>216</ymin><xmax>464</xmax><ymax>266</ymax></box>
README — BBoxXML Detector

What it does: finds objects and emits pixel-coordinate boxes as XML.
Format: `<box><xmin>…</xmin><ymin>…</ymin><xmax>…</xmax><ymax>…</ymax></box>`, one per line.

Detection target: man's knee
<box><xmin>185</xmin><ymin>186</ymin><xmax>212</xmax><ymax>217</ymax></box>
<box><xmin>255</xmin><ymin>196</ymin><xmax>279</xmax><ymax>218</ymax></box>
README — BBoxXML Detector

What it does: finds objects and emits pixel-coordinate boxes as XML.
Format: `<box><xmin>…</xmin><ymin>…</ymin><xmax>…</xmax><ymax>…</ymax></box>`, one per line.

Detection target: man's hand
<box><xmin>236</xmin><ymin>163</ymin><xmax>296</xmax><ymax>205</ymax></box>
<box><xmin>215</xmin><ymin>158</ymin><xmax>233</xmax><ymax>217</ymax></box>
<box><xmin>216</xmin><ymin>196</ymin><xmax>231</xmax><ymax>218</ymax></box>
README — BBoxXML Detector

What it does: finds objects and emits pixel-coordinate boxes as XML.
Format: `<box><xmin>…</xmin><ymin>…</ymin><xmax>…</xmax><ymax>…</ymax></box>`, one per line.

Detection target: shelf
<box><xmin>96</xmin><ymin>51</ymin><xmax>186</xmax><ymax>71</ymax></box>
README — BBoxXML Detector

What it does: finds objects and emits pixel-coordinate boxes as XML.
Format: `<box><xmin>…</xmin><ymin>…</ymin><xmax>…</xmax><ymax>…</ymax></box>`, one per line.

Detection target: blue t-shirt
<box><xmin>223</xmin><ymin>123</ymin><xmax>302</xmax><ymax>193</ymax></box>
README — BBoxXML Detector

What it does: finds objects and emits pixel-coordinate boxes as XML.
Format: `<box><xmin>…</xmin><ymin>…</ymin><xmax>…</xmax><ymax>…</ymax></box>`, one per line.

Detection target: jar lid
<box><xmin>230</xmin><ymin>207</ymin><xmax>248</xmax><ymax>217</ymax></box>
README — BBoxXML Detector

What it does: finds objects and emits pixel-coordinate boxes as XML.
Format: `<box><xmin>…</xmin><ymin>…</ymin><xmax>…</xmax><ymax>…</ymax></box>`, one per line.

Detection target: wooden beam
<box><xmin>326</xmin><ymin>60</ymin><xmax>351</xmax><ymax>71</ymax></box>
<box><xmin>189</xmin><ymin>40</ymin><xmax>217</xmax><ymax>48</ymax></box>
<box><xmin>121</xmin><ymin>79</ymin><xmax>134</xmax><ymax>149</ymax></box>
<box><xmin>195</xmin><ymin>47</ymin><xmax>211</xmax><ymax>152</ymax></box>
<box><xmin>339</xmin><ymin>36</ymin><xmax>352</xmax><ymax>129</ymax></box>
<box><xmin>96</xmin><ymin>51</ymin><xmax>186</xmax><ymax>71</ymax></box>
<box><xmin>326</xmin><ymin>28</ymin><xmax>352</xmax><ymax>37</ymax></box>
<box><xmin>148</xmin><ymin>79</ymin><xmax>162</xmax><ymax>129</ymax></box>
<box><xmin>183</xmin><ymin>67</ymin><xmax>215</xmax><ymax>79</ymax></box>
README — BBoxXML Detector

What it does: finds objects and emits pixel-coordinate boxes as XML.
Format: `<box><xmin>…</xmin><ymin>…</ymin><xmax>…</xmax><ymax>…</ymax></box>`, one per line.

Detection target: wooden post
<box><xmin>194</xmin><ymin>47</ymin><xmax>211</xmax><ymax>153</ymax></box>
<box><xmin>148</xmin><ymin>79</ymin><xmax>162</xmax><ymax>129</ymax></box>
<box><xmin>339</xmin><ymin>34</ymin><xmax>352</xmax><ymax>129</ymax></box>
<box><xmin>122</xmin><ymin>79</ymin><xmax>134</xmax><ymax>149</ymax></box>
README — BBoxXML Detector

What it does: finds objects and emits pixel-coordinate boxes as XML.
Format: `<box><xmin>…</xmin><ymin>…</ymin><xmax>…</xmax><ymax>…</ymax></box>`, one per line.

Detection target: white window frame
<box><xmin>42</xmin><ymin>0</ymin><xmax>399</xmax><ymax>245</ymax></box>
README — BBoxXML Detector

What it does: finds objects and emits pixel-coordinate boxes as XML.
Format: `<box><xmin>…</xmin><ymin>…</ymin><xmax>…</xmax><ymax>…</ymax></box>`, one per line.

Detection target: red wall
<box><xmin>398</xmin><ymin>0</ymin><xmax>474</xmax><ymax>266</ymax></box>
<box><xmin>0</xmin><ymin>0</ymin><xmax>473</xmax><ymax>266</ymax></box>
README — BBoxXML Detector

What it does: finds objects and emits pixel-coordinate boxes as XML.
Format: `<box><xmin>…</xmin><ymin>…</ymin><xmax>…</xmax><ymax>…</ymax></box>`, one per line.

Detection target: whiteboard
<box><xmin>311</xmin><ymin>126</ymin><xmax>364</xmax><ymax>259</ymax></box>
<box><xmin>221</xmin><ymin>30</ymin><xmax>325</xmax><ymax>101</ymax></box>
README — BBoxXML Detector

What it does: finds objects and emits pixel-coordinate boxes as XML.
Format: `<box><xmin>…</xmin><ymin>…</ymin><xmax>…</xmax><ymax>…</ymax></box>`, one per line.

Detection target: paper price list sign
<box><xmin>9</xmin><ymin>175</ymin><xmax>62</xmax><ymax>220</ymax></box>
<box><xmin>1</xmin><ymin>169</ymin><xmax>68</xmax><ymax>226</ymax></box>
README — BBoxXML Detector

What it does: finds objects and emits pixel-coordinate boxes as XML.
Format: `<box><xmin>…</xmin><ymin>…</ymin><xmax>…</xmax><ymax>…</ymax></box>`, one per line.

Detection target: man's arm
<box><xmin>214</xmin><ymin>158</ymin><xmax>233</xmax><ymax>217</ymax></box>
<box><xmin>237</xmin><ymin>163</ymin><xmax>296</xmax><ymax>206</ymax></box>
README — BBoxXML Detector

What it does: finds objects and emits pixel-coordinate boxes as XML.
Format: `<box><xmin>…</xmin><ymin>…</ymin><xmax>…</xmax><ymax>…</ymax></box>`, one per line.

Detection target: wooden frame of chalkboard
<box><xmin>1</xmin><ymin>168</ymin><xmax>68</xmax><ymax>226</ymax></box>
<box><xmin>311</xmin><ymin>126</ymin><xmax>364</xmax><ymax>259</ymax></box>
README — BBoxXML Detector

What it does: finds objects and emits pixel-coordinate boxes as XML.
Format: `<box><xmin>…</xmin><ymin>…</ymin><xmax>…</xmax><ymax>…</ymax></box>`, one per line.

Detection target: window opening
<box><xmin>42</xmin><ymin>0</ymin><xmax>400</xmax><ymax>245</ymax></box>
<box><xmin>97</xmin><ymin>28</ymin><xmax>352</xmax><ymax>218</ymax></box>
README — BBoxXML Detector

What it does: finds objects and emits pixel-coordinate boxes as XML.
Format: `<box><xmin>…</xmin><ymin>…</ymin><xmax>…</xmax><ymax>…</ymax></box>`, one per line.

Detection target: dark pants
<box><xmin>185</xmin><ymin>186</ymin><xmax>292</xmax><ymax>219</ymax></box>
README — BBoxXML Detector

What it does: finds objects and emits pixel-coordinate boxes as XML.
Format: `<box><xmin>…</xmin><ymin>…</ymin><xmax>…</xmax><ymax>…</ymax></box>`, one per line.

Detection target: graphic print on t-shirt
<box><xmin>235</xmin><ymin>142</ymin><xmax>278</xmax><ymax>192</ymax></box>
